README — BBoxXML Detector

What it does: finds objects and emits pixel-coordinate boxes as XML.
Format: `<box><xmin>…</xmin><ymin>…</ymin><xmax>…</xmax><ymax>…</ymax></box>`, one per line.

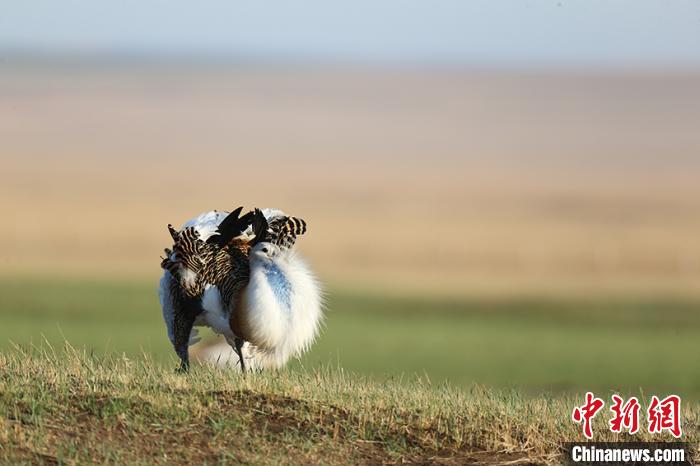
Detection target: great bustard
<box><xmin>159</xmin><ymin>207</ymin><xmax>322</xmax><ymax>372</ymax></box>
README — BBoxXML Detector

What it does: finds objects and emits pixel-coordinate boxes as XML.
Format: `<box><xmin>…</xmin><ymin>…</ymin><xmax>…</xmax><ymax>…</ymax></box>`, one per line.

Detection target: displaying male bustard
<box><xmin>158</xmin><ymin>207</ymin><xmax>322</xmax><ymax>372</ymax></box>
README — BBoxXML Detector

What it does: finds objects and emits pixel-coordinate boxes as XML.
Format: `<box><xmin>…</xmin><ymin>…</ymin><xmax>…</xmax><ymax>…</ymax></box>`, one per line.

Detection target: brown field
<box><xmin>3</xmin><ymin>64</ymin><xmax>700</xmax><ymax>296</ymax></box>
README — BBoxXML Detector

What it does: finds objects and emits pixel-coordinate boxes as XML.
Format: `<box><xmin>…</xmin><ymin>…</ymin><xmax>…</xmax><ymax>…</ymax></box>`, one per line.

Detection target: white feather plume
<box><xmin>240</xmin><ymin>245</ymin><xmax>323</xmax><ymax>369</ymax></box>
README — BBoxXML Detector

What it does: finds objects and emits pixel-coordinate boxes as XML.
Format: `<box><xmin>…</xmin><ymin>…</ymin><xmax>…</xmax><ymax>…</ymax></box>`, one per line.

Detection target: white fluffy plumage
<box><xmin>158</xmin><ymin>208</ymin><xmax>323</xmax><ymax>371</ymax></box>
<box><xmin>239</xmin><ymin>242</ymin><xmax>323</xmax><ymax>369</ymax></box>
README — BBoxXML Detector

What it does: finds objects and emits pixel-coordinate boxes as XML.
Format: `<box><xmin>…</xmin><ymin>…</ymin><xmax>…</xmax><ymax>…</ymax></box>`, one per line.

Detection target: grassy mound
<box><xmin>1</xmin><ymin>347</ymin><xmax>697</xmax><ymax>465</ymax></box>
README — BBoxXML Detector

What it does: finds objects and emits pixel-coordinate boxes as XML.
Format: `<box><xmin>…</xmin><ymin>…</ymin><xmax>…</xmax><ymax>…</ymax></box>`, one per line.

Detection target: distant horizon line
<box><xmin>2</xmin><ymin>47</ymin><xmax>700</xmax><ymax>74</ymax></box>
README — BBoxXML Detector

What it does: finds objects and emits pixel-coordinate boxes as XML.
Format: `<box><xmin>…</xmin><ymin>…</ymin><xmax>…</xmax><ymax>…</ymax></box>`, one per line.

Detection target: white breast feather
<box><xmin>243</xmin><ymin>251</ymin><xmax>323</xmax><ymax>369</ymax></box>
<box><xmin>200</xmin><ymin>285</ymin><xmax>234</xmax><ymax>338</ymax></box>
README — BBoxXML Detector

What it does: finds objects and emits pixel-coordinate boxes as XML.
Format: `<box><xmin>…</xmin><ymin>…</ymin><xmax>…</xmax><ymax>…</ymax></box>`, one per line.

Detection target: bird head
<box><xmin>250</xmin><ymin>242</ymin><xmax>281</xmax><ymax>264</ymax></box>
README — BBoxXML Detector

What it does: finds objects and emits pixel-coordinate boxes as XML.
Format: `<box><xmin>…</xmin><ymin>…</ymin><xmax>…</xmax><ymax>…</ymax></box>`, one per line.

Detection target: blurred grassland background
<box><xmin>2</xmin><ymin>62</ymin><xmax>699</xmax><ymax>398</ymax></box>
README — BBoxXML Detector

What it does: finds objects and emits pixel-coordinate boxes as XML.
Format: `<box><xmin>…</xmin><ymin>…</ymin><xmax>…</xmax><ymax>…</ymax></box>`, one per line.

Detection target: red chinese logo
<box><xmin>609</xmin><ymin>395</ymin><xmax>640</xmax><ymax>434</ymax></box>
<box><xmin>572</xmin><ymin>393</ymin><xmax>682</xmax><ymax>438</ymax></box>
<box><xmin>572</xmin><ymin>392</ymin><xmax>605</xmax><ymax>439</ymax></box>
<box><xmin>647</xmin><ymin>395</ymin><xmax>682</xmax><ymax>438</ymax></box>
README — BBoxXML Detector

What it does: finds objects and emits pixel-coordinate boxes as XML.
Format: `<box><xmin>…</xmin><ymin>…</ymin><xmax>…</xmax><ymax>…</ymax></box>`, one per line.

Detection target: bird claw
<box><xmin>175</xmin><ymin>361</ymin><xmax>190</xmax><ymax>374</ymax></box>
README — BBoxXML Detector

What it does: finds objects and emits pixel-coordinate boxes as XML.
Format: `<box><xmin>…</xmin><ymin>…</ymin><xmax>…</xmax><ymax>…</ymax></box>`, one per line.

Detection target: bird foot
<box><xmin>175</xmin><ymin>361</ymin><xmax>190</xmax><ymax>374</ymax></box>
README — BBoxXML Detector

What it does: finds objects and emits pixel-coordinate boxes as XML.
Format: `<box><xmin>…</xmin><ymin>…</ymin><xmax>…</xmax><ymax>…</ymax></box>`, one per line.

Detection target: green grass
<box><xmin>0</xmin><ymin>279</ymin><xmax>172</xmax><ymax>357</ymax></box>
<box><xmin>0</xmin><ymin>279</ymin><xmax>699</xmax><ymax>464</ymax></box>
<box><xmin>1</xmin><ymin>279</ymin><xmax>699</xmax><ymax>399</ymax></box>
<box><xmin>0</xmin><ymin>347</ymin><xmax>697</xmax><ymax>465</ymax></box>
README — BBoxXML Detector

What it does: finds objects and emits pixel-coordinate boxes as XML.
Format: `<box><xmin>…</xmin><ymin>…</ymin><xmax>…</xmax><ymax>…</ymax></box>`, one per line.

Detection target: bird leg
<box><xmin>173</xmin><ymin>312</ymin><xmax>196</xmax><ymax>373</ymax></box>
<box><xmin>169</xmin><ymin>276</ymin><xmax>204</xmax><ymax>374</ymax></box>
<box><xmin>225</xmin><ymin>335</ymin><xmax>247</xmax><ymax>373</ymax></box>
<box><xmin>234</xmin><ymin>338</ymin><xmax>246</xmax><ymax>373</ymax></box>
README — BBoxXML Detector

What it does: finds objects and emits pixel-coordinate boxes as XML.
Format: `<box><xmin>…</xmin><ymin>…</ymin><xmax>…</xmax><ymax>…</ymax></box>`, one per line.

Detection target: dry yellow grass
<box><xmin>2</xmin><ymin>64</ymin><xmax>700</xmax><ymax>296</ymax></box>
<box><xmin>1</xmin><ymin>347</ymin><xmax>697</xmax><ymax>465</ymax></box>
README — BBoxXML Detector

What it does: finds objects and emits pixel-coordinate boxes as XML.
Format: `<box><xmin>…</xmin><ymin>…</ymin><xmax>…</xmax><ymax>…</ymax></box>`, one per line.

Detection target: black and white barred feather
<box><xmin>250</xmin><ymin>208</ymin><xmax>307</xmax><ymax>250</ymax></box>
<box><xmin>161</xmin><ymin>207</ymin><xmax>308</xmax><ymax>309</ymax></box>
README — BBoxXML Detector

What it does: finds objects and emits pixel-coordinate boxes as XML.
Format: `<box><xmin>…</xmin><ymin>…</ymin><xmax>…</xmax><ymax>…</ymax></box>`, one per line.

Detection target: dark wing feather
<box><xmin>207</xmin><ymin>206</ymin><xmax>255</xmax><ymax>247</ymax></box>
<box><xmin>249</xmin><ymin>208</ymin><xmax>270</xmax><ymax>246</ymax></box>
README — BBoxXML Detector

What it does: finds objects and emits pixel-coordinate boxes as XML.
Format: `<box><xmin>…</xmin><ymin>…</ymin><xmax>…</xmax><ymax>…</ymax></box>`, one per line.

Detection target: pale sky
<box><xmin>1</xmin><ymin>0</ymin><xmax>699</xmax><ymax>68</ymax></box>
